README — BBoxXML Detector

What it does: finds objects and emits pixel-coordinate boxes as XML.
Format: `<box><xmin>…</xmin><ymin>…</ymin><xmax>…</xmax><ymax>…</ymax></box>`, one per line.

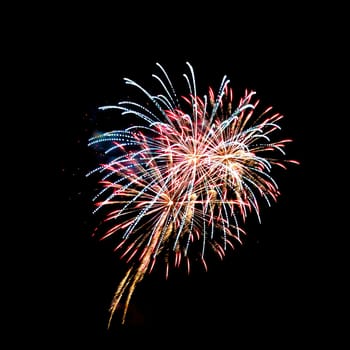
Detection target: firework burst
<box><xmin>86</xmin><ymin>62</ymin><xmax>299</xmax><ymax>327</ymax></box>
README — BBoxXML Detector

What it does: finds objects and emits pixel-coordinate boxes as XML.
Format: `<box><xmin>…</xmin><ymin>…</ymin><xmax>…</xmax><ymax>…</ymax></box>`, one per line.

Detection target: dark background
<box><xmin>25</xmin><ymin>3</ymin><xmax>345</xmax><ymax>348</ymax></box>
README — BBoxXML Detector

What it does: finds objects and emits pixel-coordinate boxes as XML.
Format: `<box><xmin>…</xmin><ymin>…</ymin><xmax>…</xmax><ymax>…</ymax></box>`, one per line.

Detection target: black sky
<box><xmin>29</xmin><ymin>4</ymin><xmax>345</xmax><ymax>348</ymax></box>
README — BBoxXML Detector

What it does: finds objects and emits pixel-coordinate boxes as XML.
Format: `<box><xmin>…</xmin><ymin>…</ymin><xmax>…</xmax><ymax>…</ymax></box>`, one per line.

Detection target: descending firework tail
<box><xmin>86</xmin><ymin>62</ymin><xmax>299</xmax><ymax>327</ymax></box>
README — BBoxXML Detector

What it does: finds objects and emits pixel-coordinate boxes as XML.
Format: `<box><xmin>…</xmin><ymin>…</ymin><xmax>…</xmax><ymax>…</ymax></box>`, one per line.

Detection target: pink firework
<box><xmin>86</xmin><ymin>62</ymin><xmax>299</xmax><ymax>326</ymax></box>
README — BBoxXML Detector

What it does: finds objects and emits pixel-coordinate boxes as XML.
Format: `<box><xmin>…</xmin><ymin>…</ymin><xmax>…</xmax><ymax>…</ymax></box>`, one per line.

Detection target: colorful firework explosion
<box><xmin>86</xmin><ymin>62</ymin><xmax>299</xmax><ymax>327</ymax></box>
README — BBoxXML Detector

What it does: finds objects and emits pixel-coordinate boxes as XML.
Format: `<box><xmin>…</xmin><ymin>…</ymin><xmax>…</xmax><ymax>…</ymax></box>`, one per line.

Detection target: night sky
<box><xmin>31</xmin><ymin>4</ymin><xmax>344</xmax><ymax>348</ymax></box>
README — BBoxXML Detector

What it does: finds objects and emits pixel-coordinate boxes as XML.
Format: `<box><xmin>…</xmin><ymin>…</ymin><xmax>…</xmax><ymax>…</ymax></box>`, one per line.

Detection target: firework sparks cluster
<box><xmin>86</xmin><ymin>62</ymin><xmax>299</xmax><ymax>326</ymax></box>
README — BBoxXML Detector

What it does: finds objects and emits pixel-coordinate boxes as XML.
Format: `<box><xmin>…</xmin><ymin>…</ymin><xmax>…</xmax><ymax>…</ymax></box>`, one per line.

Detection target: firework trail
<box><xmin>86</xmin><ymin>62</ymin><xmax>299</xmax><ymax>327</ymax></box>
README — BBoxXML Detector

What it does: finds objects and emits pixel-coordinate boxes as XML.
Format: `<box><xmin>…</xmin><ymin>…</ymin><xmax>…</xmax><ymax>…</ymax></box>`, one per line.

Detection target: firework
<box><xmin>86</xmin><ymin>62</ymin><xmax>299</xmax><ymax>327</ymax></box>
